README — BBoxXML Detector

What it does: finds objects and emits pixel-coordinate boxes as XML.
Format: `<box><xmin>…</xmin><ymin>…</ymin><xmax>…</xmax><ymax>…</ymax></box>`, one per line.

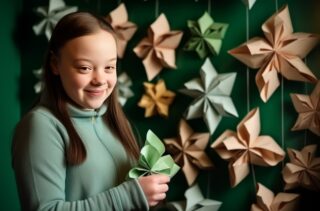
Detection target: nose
<box><xmin>91</xmin><ymin>69</ymin><xmax>107</xmax><ymax>86</ymax></box>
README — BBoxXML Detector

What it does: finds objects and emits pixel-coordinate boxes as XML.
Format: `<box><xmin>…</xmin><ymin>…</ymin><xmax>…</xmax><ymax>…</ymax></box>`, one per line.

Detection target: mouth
<box><xmin>85</xmin><ymin>89</ymin><xmax>106</xmax><ymax>96</ymax></box>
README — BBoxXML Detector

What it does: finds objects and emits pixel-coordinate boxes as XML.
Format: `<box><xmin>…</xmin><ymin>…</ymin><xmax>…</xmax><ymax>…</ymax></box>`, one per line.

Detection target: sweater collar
<box><xmin>67</xmin><ymin>103</ymin><xmax>107</xmax><ymax>118</ymax></box>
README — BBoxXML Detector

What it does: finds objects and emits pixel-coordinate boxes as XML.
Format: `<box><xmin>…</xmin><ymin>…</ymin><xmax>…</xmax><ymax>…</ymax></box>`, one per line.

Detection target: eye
<box><xmin>78</xmin><ymin>66</ymin><xmax>92</xmax><ymax>73</ymax></box>
<box><xmin>105</xmin><ymin>66</ymin><xmax>116</xmax><ymax>72</ymax></box>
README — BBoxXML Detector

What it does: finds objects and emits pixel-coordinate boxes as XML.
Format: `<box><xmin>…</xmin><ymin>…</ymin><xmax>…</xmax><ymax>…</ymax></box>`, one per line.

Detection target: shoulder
<box><xmin>13</xmin><ymin>106</ymin><xmax>68</xmax><ymax>146</ymax></box>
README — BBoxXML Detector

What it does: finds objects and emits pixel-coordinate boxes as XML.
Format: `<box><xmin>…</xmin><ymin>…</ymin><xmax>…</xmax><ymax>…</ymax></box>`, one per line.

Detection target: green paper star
<box><xmin>184</xmin><ymin>12</ymin><xmax>228</xmax><ymax>59</ymax></box>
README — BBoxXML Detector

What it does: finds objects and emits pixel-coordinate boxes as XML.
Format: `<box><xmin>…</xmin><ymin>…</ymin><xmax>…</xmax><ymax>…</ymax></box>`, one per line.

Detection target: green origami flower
<box><xmin>184</xmin><ymin>12</ymin><xmax>228</xmax><ymax>59</ymax></box>
<box><xmin>128</xmin><ymin>130</ymin><xmax>180</xmax><ymax>178</ymax></box>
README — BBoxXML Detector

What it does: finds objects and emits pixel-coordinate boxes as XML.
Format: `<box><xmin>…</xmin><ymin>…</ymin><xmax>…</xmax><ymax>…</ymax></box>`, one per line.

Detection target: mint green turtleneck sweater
<box><xmin>12</xmin><ymin>103</ymin><xmax>148</xmax><ymax>211</ymax></box>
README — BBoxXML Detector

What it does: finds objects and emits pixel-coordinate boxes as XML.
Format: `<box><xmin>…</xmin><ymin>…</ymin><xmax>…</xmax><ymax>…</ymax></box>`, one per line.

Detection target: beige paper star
<box><xmin>251</xmin><ymin>183</ymin><xmax>299</xmax><ymax>211</ymax></box>
<box><xmin>290</xmin><ymin>81</ymin><xmax>320</xmax><ymax>136</ymax></box>
<box><xmin>229</xmin><ymin>5</ymin><xmax>318</xmax><ymax>102</ymax></box>
<box><xmin>211</xmin><ymin>108</ymin><xmax>285</xmax><ymax>187</ymax></box>
<box><xmin>133</xmin><ymin>13</ymin><xmax>183</xmax><ymax>81</ymax></box>
<box><xmin>164</xmin><ymin>119</ymin><xmax>214</xmax><ymax>186</ymax></box>
<box><xmin>106</xmin><ymin>3</ymin><xmax>137</xmax><ymax>58</ymax></box>
<box><xmin>138</xmin><ymin>79</ymin><xmax>175</xmax><ymax>118</ymax></box>
<box><xmin>282</xmin><ymin>145</ymin><xmax>320</xmax><ymax>191</ymax></box>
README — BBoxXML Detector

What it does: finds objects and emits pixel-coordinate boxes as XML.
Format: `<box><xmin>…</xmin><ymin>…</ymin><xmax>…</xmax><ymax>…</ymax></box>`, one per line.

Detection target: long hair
<box><xmin>43</xmin><ymin>12</ymin><xmax>139</xmax><ymax>165</ymax></box>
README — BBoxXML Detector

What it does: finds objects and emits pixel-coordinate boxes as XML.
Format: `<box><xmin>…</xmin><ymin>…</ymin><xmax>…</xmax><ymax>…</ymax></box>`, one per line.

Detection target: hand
<box><xmin>138</xmin><ymin>174</ymin><xmax>170</xmax><ymax>207</ymax></box>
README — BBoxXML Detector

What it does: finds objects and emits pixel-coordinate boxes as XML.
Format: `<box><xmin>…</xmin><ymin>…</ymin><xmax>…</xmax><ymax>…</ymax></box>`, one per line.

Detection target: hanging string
<box><xmin>304</xmin><ymin>57</ymin><xmax>308</xmax><ymax>146</ymax></box>
<box><xmin>117</xmin><ymin>0</ymin><xmax>121</xmax><ymax>5</ymax></box>
<box><xmin>155</xmin><ymin>0</ymin><xmax>159</xmax><ymax>18</ymax></box>
<box><xmin>245</xmin><ymin>5</ymin><xmax>257</xmax><ymax>191</ymax></box>
<box><xmin>208</xmin><ymin>0</ymin><xmax>211</xmax><ymax>15</ymax></box>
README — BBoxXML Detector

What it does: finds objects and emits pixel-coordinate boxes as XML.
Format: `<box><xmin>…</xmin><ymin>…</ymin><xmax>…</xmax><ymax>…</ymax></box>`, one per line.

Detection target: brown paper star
<box><xmin>290</xmin><ymin>81</ymin><xmax>320</xmax><ymax>136</ymax></box>
<box><xmin>229</xmin><ymin>5</ymin><xmax>318</xmax><ymax>102</ymax></box>
<box><xmin>282</xmin><ymin>145</ymin><xmax>320</xmax><ymax>191</ymax></box>
<box><xmin>138</xmin><ymin>79</ymin><xmax>175</xmax><ymax>118</ymax></box>
<box><xmin>211</xmin><ymin>108</ymin><xmax>285</xmax><ymax>187</ymax></box>
<box><xmin>251</xmin><ymin>183</ymin><xmax>299</xmax><ymax>211</ymax></box>
<box><xmin>106</xmin><ymin>3</ymin><xmax>137</xmax><ymax>58</ymax></box>
<box><xmin>164</xmin><ymin>119</ymin><xmax>214</xmax><ymax>186</ymax></box>
<box><xmin>133</xmin><ymin>13</ymin><xmax>183</xmax><ymax>81</ymax></box>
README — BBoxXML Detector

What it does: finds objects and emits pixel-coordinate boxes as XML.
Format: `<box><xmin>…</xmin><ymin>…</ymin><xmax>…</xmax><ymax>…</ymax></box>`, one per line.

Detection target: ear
<box><xmin>50</xmin><ymin>52</ymin><xmax>60</xmax><ymax>75</ymax></box>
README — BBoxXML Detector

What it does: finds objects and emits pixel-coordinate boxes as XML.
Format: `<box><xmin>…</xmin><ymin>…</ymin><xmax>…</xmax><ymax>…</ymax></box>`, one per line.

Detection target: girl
<box><xmin>12</xmin><ymin>12</ymin><xmax>169</xmax><ymax>211</ymax></box>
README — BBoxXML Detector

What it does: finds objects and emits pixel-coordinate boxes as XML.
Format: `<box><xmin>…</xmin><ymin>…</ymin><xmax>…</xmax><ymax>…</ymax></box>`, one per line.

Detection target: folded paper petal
<box><xmin>138</xmin><ymin>79</ymin><xmax>175</xmax><ymax>118</ymax></box>
<box><xmin>128</xmin><ymin>130</ymin><xmax>180</xmax><ymax>178</ymax></box>
<box><xmin>170</xmin><ymin>183</ymin><xmax>222</xmax><ymax>211</ymax></box>
<box><xmin>211</xmin><ymin>108</ymin><xmax>285</xmax><ymax>187</ymax></box>
<box><xmin>290</xmin><ymin>81</ymin><xmax>320</xmax><ymax>136</ymax></box>
<box><xmin>242</xmin><ymin>0</ymin><xmax>257</xmax><ymax>9</ymax></box>
<box><xmin>133</xmin><ymin>14</ymin><xmax>183</xmax><ymax>81</ymax></box>
<box><xmin>184</xmin><ymin>12</ymin><xmax>228</xmax><ymax>59</ymax></box>
<box><xmin>33</xmin><ymin>68</ymin><xmax>43</xmax><ymax>94</ymax></box>
<box><xmin>106</xmin><ymin>3</ymin><xmax>137</xmax><ymax>58</ymax></box>
<box><xmin>32</xmin><ymin>0</ymin><xmax>78</xmax><ymax>40</ymax></box>
<box><xmin>117</xmin><ymin>72</ymin><xmax>134</xmax><ymax>106</ymax></box>
<box><xmin>251</xmin><ymin>183</ymin><xmax>299</xmax><ymax>211</ymax></box>
<box><xmin>165</xmin><ymin>119</ymin><xmax>214</xmax><ymax>186</ymax></box>
<box><xmin>180</xmin><ymin>58</ymin><xmax>238</xmax><ymax>134</ymax></box>
<box><xmin>282</xmin><ymin>145</ymin><xmax>320</xmax><ymax>191</ymax></box>
<box><xmin>229</xmin><ymin>5</ymin><xmax>318</xmax><ymax>102</ymax></box>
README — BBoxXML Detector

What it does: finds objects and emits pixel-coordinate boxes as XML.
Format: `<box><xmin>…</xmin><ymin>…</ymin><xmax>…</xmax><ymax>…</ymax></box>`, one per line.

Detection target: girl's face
<box><xmin>52</xmin><ymin>30</ymin><xmax>117</xmax><ymax>109</ymax></box>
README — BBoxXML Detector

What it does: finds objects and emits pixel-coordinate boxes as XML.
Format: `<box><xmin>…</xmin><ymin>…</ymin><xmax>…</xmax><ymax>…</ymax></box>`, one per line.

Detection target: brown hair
<box><xmin>43</xmin><ymin>12</ymin><xmax>139</xmax><ymax>165</ymax></box>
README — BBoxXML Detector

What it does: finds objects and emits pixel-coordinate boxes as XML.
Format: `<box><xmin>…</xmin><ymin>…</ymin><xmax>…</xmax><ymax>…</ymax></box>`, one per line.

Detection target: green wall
<box><xmin>0</xmin><ymin>0</ymin><xmax>21</xmax><ymax>210</ymax></box>
<box><xmin>4</xmin><ymin>0</ymin><xmax>320</xmax><ymax>210</ymax></box>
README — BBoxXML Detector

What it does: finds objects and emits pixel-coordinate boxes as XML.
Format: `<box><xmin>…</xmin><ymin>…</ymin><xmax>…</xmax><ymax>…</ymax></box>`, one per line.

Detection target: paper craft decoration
<box><xmin>128</xmin><ymin>130</ymin><xmax>180</xmax><ymax>178</ymax></box>
<box><xmin>282</xmin><ymin>145</ymin><xmax>320</xmax><ymax>192</ymax></box>
<box><xmin>33</xmin><ymin>0</ymin><xmax>78</xmax><ymax>40</ymax></box>
<box><xmin>138</xmin><ymin>79</ymin><xmax>176</xmax><ymax>118</ymax></box>
<box><xmin>211</xmin><ymin>108</ymin><xmax>285</xmax><ymax>187</ymax></box>
<box><xmin>251</xmin><ymin>183</ymin><xmax>299</xmax><ymax>211</ymax></box>
<box><xmin>180</xmin><ymin>58</ymin><xmax>238</xmax><ymax>134</ymax></box>
<box><xmin>290</xmin><ymin>81</ymin><xmax>320</xmax><ymax>136</ymax></box>
<box><xmin>117</xmin><ymin>72</ymin><xmax>134</xmax><ymax>106</ymax></box>
<box><xmin>228</xmin><ymin>5</ymin><xmax>318</xmax><ymax>102</ymax></box>
<box><xmin>184</xmin><ymin>12</ymin><xmax>228</xmax><ymax>59</ymax></box>
<box><xmin>170</xmin><ymin>183</ymin><xmax>222</xmax><ymax>211</ymax></box>
<box><xmin>133</xmin><ymin>13</ymin><xmax>183</xmax><ymax>81</ymax></box>
<box><xmin>242</xmin><ymin>0</ymin><xmax>257</xmax><ymax>9</ymax></box>
<box><xmin>105</xmin><ymin>3</ymin><xmax>137</xmax><ymax>58</ymax></box>
<box><xmin>33</xmin><ymin>68</ymin><xmax>43</xmax><ymax>94</ymax></box>
<box><xmin>164</xmin><ymin>119</ymin><xmax>214</xmax><ymax>186</ymax></box>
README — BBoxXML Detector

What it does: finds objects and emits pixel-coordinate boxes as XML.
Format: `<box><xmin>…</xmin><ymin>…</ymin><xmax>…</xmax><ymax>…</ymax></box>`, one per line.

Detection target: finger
<box><xmin>156</xmin><ymin>174</ymin><xmax>170</xmax><ymax>184</ymax></box>
<box><xmin>157</xmin><ymin>183</ymin><xmax>169</xmax><ymax>193</ymax></box>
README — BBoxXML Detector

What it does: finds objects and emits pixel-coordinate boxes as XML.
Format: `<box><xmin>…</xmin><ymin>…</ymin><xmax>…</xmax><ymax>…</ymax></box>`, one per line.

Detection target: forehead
<box><xmin>61</xmin><ymin>30</ymin><xmax>117</xmax><ymax>58</ymax></box>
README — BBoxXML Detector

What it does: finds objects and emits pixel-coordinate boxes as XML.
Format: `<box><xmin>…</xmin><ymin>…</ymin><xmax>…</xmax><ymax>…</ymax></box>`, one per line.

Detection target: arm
<box><xmin>12</xmin><ymin>110</ymin><xmax>148</xmax><ymax>211</ymax></box>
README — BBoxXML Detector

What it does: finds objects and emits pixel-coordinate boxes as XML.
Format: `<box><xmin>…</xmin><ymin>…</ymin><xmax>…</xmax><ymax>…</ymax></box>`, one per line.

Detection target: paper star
<box><xmin>282</xmin><ymin>145</ymin><xmax>320</xmax><ymax>191</ymax></box>
<box><xmin>117</xmin><ymin>72</ymin><xmax>134</xmax><ymax>106</ymax></box>
<box><xmin>138</xmin><ymin>79</ymin><xmax>176</xmax><ymax>118</ymax></box>
<box><xmin>32</xmin><ymin>0</ymin><xmax>78</xmax><ymax>40</ymax></box>
<box><xmin>169</xmin><ymin>183</ymin><xmax>222</xmax><ymax>211</ymax></box>
<box><xmin>251</xmin><ymin>183</ymin><xmax>299</xmax><ymax>211</ymax></box>
<box><xmin>229</xmin><ymin>5</ymin><xmax>318</xmax><ymax>102</ymax></box>
<box><xmin>164</xmin><ymin>119</ymin><xmax>214</xmax><ymax>186</ymax></box>
<box><xmin>180</xmin><ymin>58</ymin><xmax>238</xmax><ymax>134</ymax></box>
<box><xmin>128</xmin><ymin>130</ymin><xmax>180</xmax><ymax>178</ymax></box>
<box><xmin>133</xmin><ymin>13</ymin><xmax>183</xmax><ymax>81</ymax></box>
<box><xmin>290</xmin><ymin>81</ymin><xmax>320</xmax><ymax>136</ymax></box>
<box><xmin>211</xmin><ymin>108</ymin><xmax>285</xmax><ymax>187</ymax></box>
<box><xmin>106</xmin><ymin>3</ymin><xmax>137</xmax><ymax>58</ymax></box>
<box><xmin>184</xmin><ymin>12</ymin><xmax>228</xmax><ymax>59</ymax></box>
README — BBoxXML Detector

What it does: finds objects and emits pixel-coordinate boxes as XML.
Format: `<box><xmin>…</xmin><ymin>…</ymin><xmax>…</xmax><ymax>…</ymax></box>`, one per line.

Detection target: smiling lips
<box><xmin>85</xmin><ymin>89</ymin><xmax>105</xmax><ymax>97</ymax></box>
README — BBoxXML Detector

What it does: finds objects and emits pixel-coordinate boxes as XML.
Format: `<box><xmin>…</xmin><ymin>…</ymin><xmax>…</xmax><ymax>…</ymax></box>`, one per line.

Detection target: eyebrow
<box><xmin>73</xmin><ymin>57</ymin><xmax>117</xmax><ymax>63</ymax></box>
